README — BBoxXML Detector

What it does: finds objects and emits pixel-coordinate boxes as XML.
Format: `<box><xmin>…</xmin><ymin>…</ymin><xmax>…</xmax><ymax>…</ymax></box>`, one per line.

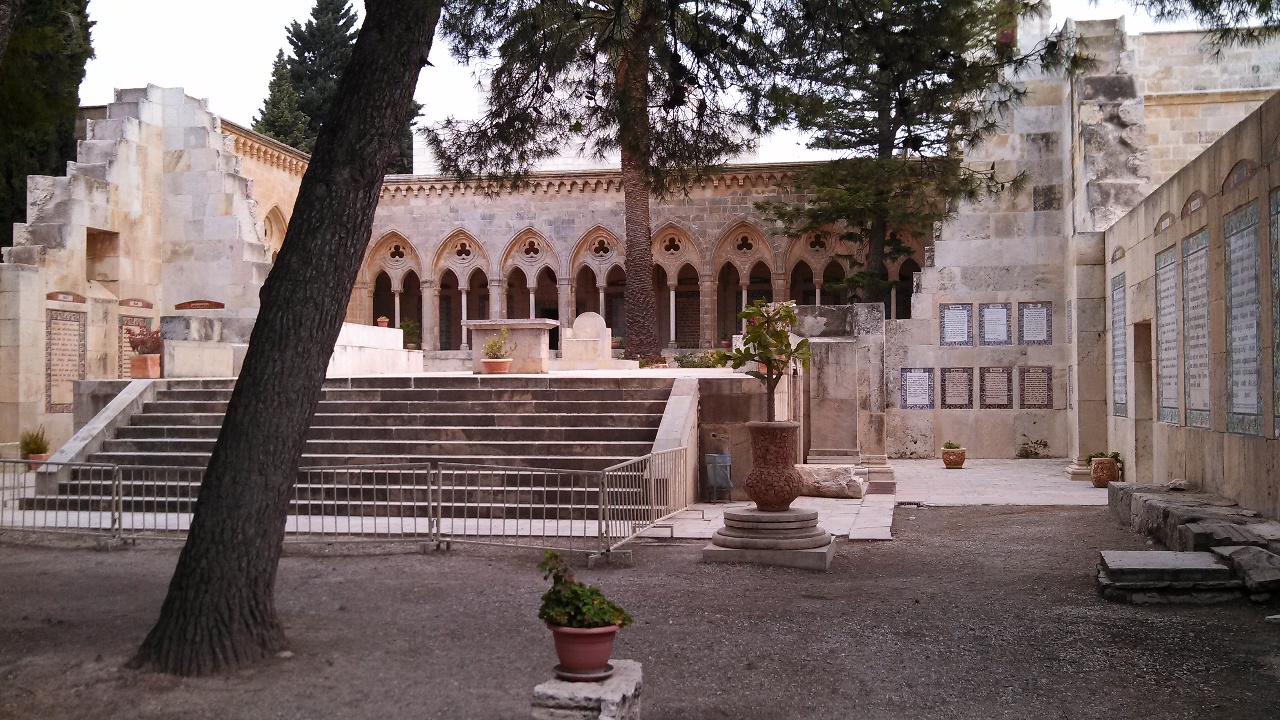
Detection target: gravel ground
<box><xmin>1</xmin><ymin>506</ymin><xmax>1278</xmax><ymax>720</ymax></box>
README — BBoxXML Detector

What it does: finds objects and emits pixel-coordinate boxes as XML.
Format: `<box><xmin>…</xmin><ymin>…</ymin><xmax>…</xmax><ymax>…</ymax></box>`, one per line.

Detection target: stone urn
<box><xmin>941</xmin><ymin>447</ymin><xmax>966</xmax><ymax>469</ymax></box>
<box><xmin>743</xmin><ymin>421</ymin><xmax>803</xmax><ymax>511</ymax></box>
<box><xmin>1090</xmin><ymin>457</ymin><xmax>1119</xmax><ymax>488</ymax></box>
<box><xmin>130</xmin><ymin>353</ymin><xmax>161</xmax><ymax>379</ymax></box>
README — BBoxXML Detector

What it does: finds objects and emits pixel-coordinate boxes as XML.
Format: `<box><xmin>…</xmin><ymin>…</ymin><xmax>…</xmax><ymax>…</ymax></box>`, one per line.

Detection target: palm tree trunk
<box><xmin>128</xmin><ymin>1</ymin><xmax>442</xmax><ymax>676</ymax></box>
<box><xmin>617</xmin><ymin>47</ymin><xmax>659</xmax><ymax>360</ymax></box>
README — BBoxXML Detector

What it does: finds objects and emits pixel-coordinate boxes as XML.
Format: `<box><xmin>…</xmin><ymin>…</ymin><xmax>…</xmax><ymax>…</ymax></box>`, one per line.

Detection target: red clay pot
<box><xmin>743</xmin><ymin>421</ymin><xmax>803</xmax><ymax>512</ymax></box>
<box><xmin>548</xmin><ymin>624</ymin><xmax>619</xmax><ymax>678</ymax></box>
<box><xmin>481</xmin><ymin>358</ymin><xmax>512</xmax><ymax>374</ymax></box>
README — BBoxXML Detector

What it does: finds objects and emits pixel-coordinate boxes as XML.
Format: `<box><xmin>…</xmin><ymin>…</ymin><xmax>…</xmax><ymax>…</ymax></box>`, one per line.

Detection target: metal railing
<box><xmin>0</xmin><ymin>448</ymin><xmax>692</xmax><ymax>559</ymax></box>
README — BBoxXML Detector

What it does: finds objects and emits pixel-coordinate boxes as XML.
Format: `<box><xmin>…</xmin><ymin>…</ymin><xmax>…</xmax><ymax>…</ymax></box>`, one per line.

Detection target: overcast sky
<box><xmin>78</xmin><ymin>0</ymin><xmax>1202</xmax><ymax>172</ymax></box>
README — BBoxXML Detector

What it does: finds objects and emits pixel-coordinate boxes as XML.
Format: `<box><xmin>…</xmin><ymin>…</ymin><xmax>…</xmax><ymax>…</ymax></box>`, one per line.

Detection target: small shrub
<box><xmin>400</xmin><ymin>319</ymin><xmax>421</xmax><ymax>346</ymax></box>
<box><xmin>19</xmin><ymin>427</ymin><xmax>49</xmax><ymax>456</ymax></box>
<box><xmin>1016</xmin><ymin>438</ymin><xmax>1049</xmax><ymax>459</ymax></box>
<box><xmin>537</xmin><ymin>551</ymin><xmax>632</xmax><ymax>629</ymax></box>
<box><xmin>942</xmin><ymin>441</ymin><xmax>961</xmax><ymax>450</ymax></box>
<box><xmin>674</xmin><ymin>351</ymin><xmax>727</xmax><ymax>368</ymax></box>
<box><xmin>127</xmin><ymin>328</ymin><xmax>163</xmax><ymax>355</ymax></box>
<box><xmin>482</xmin><ymin>328</ymin><xmax>517</xmax><ymax>359</ymax></box>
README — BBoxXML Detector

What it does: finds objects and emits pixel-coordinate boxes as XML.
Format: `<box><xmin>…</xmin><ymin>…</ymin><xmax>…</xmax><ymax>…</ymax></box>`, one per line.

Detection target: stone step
<box><xmin>129</xmin><ymin>412</ymin><xmax>664</xmax><ymax>429</ymax></box>
<box><xmin>99</xmin><ymin>438</ymin><xmax>655</xmax><ymax>458</ymax></box>
<box><xmin>88</xmin><ymin>452</ymin><xmax>632</xmax><ymax>471</ymax></box>
<box><xmin>152</xmin><ymin>387</ymin><xmax>673</xmax><ymax>403</ymax></box>
<box><xmin>115</xmin><ymin>424</ymin><xmax>656</xmax><ymax>443</ymax></box>
<box><xmin>1098</xmin><ymin>550</ymin><xmax>1236</xmax><ymax>583</ymax></box>
<box><xmin>139</xmin><ymin>399</ymin><xmax>670</xmax><ymax>415</ymax></box>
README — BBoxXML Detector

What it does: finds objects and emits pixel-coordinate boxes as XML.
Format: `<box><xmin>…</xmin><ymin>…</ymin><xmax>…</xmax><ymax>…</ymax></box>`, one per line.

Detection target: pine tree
<box><xmin>1133</xmin><ymin>0</ymin><xmax>1280</xmax><ymax>44</ymax></box>
<box><xmin>428</xmin><ymin>0</ymin><xmax>774</xmax><ymax>360</ymax></box>
<box><xmin>759</xmin><ymin>0</ymin><xmax>1084</xmax><ymax>304</ymax></box>
<box><xmin>285</xmin><ymin>0</ymin><xmax>357</xmax><ymax>143</ymax></box>
<box><xmin>0</xmin><ymin>0</ymin><xmax>92</xmax><ymax>247</ymax></box>
<box><xmin>253</xmin><ymin>50</ymin><xmax>312</xmax><ymax>152</ymax></box>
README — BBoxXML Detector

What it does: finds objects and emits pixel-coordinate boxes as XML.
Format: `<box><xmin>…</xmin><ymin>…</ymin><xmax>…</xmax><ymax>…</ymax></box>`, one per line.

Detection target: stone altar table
<box><xmin>462</xmin><ymin>319</ymin><xmax>559</xmax><ymax>374</ymax></box>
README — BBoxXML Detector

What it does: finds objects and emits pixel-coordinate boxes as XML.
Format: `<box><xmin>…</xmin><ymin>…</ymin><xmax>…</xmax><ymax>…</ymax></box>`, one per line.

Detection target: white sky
<box><xmin>78</xmin><ymin>0</ymin><xmax>1203</xmax><ymax>172</ymax></box>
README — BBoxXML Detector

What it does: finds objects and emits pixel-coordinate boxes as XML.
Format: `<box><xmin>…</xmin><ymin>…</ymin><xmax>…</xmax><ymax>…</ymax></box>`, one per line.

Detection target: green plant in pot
<box><xmin>716</xmin><ymin>300</ymin><xmax>812</xmax><ymax>511</ymax></box>
<box><xmin>400</xmin><ymin>319</ymin><xmax>421</xmax><ymax>349</ymax></box>
<box><xmin>537</xmin><ymin>551</ymin><xmax>632</xmax><ymax>681</ymax></box>
<box><xmin>480</xmin><ymin>328</ymin><xmax>517</xmax><ymax>374</ymax></box>
<box><xmin>941</xmin><ymin>441</ymin><xmax>966</xmax><ymax>469</ymax></box>
<box><xmin>20</xmin><ymin>426</ymin><xmax>50</xmax><ymax>471</ymax></box>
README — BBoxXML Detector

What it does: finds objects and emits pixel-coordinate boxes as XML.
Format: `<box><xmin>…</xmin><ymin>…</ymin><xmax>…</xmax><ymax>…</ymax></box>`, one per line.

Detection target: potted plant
<box><xmin>480</xmin><ymin>327</ymin><xmax>516</xmax><ymax>374</ymax></box>
<box><xmin>376</xmin><ymin>316</ymin><xmax>390</xmax><ymax>328</ymax></box>
<box><xmin>941</xmin><ymin>441</ymin><xmax>966</xmax><ymax>469</ymax></box>
<box><xmin>20</xmin><ymin>427</ymin><xmax>50</xmax><ymax>471</ymax></box>
<box><xmin>400</xmin><ymin>319</ymin><xmax>421</xmax><ymax>350</ymax></box>
<box><xmin>611</xmin><ymin>336</ymin><xmax>624</xmax><ymax>350</ymax></box>
<box><xmin>537</xmin><ymin>551</ymin><xmax>632</xmax><ymax>681</ymax></box>
<box><xmin>717</xmin><ymin>300</ymin><xmax>812</xmax><ymax>511</ymax></box>
<box><xmin>1086</xmin><ymin>451</ymin><xmax>1123</xmax><ymax>488</ymax></box>
<box><xmin>127</xmin><ymin>328</ymin><xmax>163</xmax><ymax>379</ymax></box>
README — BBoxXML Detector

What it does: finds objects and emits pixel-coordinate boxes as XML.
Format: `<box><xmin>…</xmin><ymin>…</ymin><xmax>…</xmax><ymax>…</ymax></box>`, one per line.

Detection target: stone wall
<box><xmin>221</xmin><ymin>119</ymin><xmax>306</xmax><ymax>255</ymax></box>
<box><xmin>1103</xmin><ymin>90</ymin><xmax>1280</xmax><ymax>517</ymax></box>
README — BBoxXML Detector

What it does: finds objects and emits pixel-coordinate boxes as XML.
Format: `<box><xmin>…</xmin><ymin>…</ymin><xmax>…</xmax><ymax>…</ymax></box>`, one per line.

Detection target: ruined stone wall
<box><xmin>221</xmin><ymin>119</ymin><xmax>306</xmax><ymax>254</ymax></box>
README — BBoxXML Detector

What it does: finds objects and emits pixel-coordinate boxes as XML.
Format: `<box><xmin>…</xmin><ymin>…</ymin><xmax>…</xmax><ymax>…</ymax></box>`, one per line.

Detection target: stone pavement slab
<box><xmin>893</xmin><ymin>458</ymin><xmax>1108</xmax><ymax>506</ymax></box>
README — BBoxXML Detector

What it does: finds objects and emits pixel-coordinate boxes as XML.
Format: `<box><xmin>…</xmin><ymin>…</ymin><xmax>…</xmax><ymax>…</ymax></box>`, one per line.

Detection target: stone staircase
<box><xmin>35</xmin><ymin>376</ymin><xmax>675</xmax><ymax>519</ymax></box>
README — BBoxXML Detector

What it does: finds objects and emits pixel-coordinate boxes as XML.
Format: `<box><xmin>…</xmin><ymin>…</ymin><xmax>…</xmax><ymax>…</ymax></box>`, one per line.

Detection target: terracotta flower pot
<box><xmin>743</xmin><ymin>421</ymin><xmax>803</xmax><ymax>511</ymax></box>
<box><xmin>481</xmin><ymin>358</ymin><xmax>512</xmax><ymax>374</ymax></box>
<box><xmin>1090</xmin><ymin>457</ymin><xmax>1119</xmax><ymax>488</ymax></box>
<box><xmin>941</xmin><ymin>448</ymin><xmax>966</xmax><ymax>469</ymax></box>
<box><xmin>25</xmin><ymin>453</ymin><xmax>49</xmax><ymax>472</ymax></box>
<box><xmin>548</xmin><ymin>624</ymin><xmax>619</xmax><ymax>681</ymax></box>
<box><xmin>376</xmin><ymin>319</ymin><xmax>389</xmax><ymax>327</ymax></box>
<box><xmin>130</xmin><ymin>353</ymin><xmax>161</xmax><ymax>379</ymax></box>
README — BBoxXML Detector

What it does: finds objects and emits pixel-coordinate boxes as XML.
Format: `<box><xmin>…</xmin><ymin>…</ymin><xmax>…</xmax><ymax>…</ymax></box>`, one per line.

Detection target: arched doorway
<box><xmin>438</xmin><ymin>269</ymin><xmax>460</xmax><ymax>350</ymax></box>
<box><xmin>675</xmin><ymin>264</ymin><xmax>700</xmax><ymax>348</ymax></box>
<box><xmin>654</xmin><ymin>265</ymin><xmax>671</xmax><ymax>348</ymax></box>
<box><xmin>604</xmin><ymin>266</ymin><xmax>626</xmax><ymax>337</ymax></box>
<box><xmin>506</xmin><ymin>268</ymin><xmax>530</xmax><ymax>319</ymax></box>
<box><xmin>534</xmin><ymin>267</ymin><xmax>559</xmax><ymax>349</ymax></box>
<box><xmin>895</xmin><ymin>258</ymin><xmax>920</xmax><ymax>320</ymax></box>
<box><xmin>373</xmin><ymin>271</ymin><xmax>394</xmax><ymax>325</ymax></box>
<box><xmin>401</xmin><ymin>271</ymin><xmax>422</xmax><ymax>344</ymax></box>
<box><xmin>790</xmin><ymin>261</ymin><xmax>815</xmax><ymax>305</ymax></box>
<box><xmin>575</xmin><ymin>266</ymin><xmax>599</xmax><ymax>316</ymax></box>
<box><xmin>717</xmin><ymin>263</ymin><xmax>742</xmax><ymax>344</ymax></box>
<box><xmin>747</xmin><ymin>261</ymin><xmax>772</xmax><ymax>305</ymax></box>
<box><xmin>821</xmin><ymin>261</ymin><xmax>848</xmax><ymax>305</ymax></box>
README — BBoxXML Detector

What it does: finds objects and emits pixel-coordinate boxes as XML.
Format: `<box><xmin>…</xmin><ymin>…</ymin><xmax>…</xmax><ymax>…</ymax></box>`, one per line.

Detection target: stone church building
<box><xmin>2</xmin><ymin>15</ymin><xmax>1280</xmax><ymax>519</ymax></box>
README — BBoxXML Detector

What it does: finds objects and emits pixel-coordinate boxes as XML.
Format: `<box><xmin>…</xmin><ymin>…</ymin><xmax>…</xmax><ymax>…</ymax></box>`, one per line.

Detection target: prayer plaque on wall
<box><xmin>1111</xmin><ymin>274</ymin><xmax>1128</xmax><ymax>417</ymax></box>
<box><xmin>1155</xmin><ymin>247</ymin><xmax>1180</xmax><ymax>424</ymax></box>
<box><xmin>1068</xmin><ymin>366</ymin><xmax>1074</xmax><ymax>410</ymax></box>
<box><xmin>979</xmin><ymin>367</ymin><xmax>1013</xmax><ymax>409</ymax></box>
<box><xmin>1272</xmin><ymin>190</ymin><xmax>1280</xmax><ymax>436</ymax></box>
<box><xmin>900</xmin><ymin>368</ymin><xmax>935</xmax><ymax>410</ymax></box>
<box><xmin>1225</xmin><ymin>202</ymin><xmax>1261</xmax><ymax>435</ymax></box>
<box><xmin>940</xmin><ymin>367</ymin><xmax>974</xmax><ymax>409</ymax></box>
<box><xmin>1018</xmin><ymin>302</ymin><xmax>1053</xmax><ymax>345</ymax></box>
<box><xmin>1066</xmin><ymin>300</ymin><xmax>1073</xmax><ymax>343</ymax></box>
<box><xmin>1019</xmin><ymin>366</ymin><xmax>1053</xmax><ymax>409</ymax></box>
<box><xmin>1183</xmin><ymin>230</ymin><xmax>1210</xmax><ymax>427</ymax></box>
<box><xmin>978</xmin><ymin>303</ymin><xmax>1011</xmax><ymax>346</ymax></box>
<box><xmin>45</xmin><ymin>309</ymin><xmax>86</xmax><ymax>413</ymax></box>
<box><xmin>939</xmin><ymin>303</ymin><xmax>973</xmax><ymax>346</ymax></box>
<box><xmin>118</xmin><ymin>315</ymin><xmax>153</xmax><ymax>379</ymax></box>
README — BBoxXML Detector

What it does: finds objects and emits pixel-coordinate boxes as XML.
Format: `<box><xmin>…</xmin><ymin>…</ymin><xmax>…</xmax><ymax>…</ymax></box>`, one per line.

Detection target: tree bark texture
<box><xmin>0</xmin><ymin>0</ymin><xmax>22</xmax><ymax>63</ymax></box>
<box><xmin>129</xmin><ymin>1</ymin><xmax>442</xmax><ymax>676</ymax></box>
<box><xmin>618</xmin><ymin>49</ymin><xmax>659</xmax><ymax>360</ymax></box>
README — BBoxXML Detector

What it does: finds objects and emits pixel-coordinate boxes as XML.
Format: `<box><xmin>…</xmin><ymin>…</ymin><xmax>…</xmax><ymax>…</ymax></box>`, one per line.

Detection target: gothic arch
<box><xmin>651</xmin><ymin>222</ymin><xmax>703</xmax><ymax>275</ymax></box>
<box><xmin>570</xmin><ymin>225</ymin><xmax>624</xmax><ymax>280</ymax></box>
<box><xmin>501</xmin><ymin>227</ymin><xmax>560</xmax><ymax>281</ymax></box>
<box><xmin>364</xmin><ymin>231</ymin><xmax>423</xmax><ymax>290</ymax></box>
<box><xmin>713</xmin><ymin>221</ymin><xmax>773</xmax><ymax>277</ymax></box>
<box><xmin>1222</xmin><ymin>159</ymin><xmax>1258</xmax><ymax>194</ymax></box>
<box><xmin>785</xmin><ymin>233</ymin><xmax>843</xmax><ymax>278</ymax></box>
<box><xmin>433</xmin><ymin>228</ymin><xmax>490</xmax><ymax>286</ymax></box>
<box><xmin>1181</xmin><ymin>191</ymin><xmax>1207</xmax><ymax>218</ymax></box>
<box><xmin>263</xmin><ymin>205</ymin><xmax>288</xmax><ymax>259</ymax></box>
<box><xmin>1154</xmin><ymin>211</ymin><xmax>1176</xmax><ymax>236</ymax></box>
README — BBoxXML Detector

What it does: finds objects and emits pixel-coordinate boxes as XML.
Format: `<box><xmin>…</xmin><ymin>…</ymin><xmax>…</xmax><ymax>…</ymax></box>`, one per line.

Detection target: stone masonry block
<box><xmin>532</xmin><ymin>659</ymin><xmax>642</xmax><ymax>720</ymax></box>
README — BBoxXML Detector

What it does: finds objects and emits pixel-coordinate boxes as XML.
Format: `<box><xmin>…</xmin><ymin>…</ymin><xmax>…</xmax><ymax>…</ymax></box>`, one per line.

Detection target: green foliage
<box><xmin>942</xmin><ymin>441</ymin><xmax>961</xmax><ymax>450</ymax></box>
<box><xmin>718</xmin><ymin>300</ymin><xmax>811</xmax><ymax>421</ymax></box>
<box><xmin>0</xmin><ymin>0</ymin><xmax>93</xmax><ymax>248</ymax></box>
<box><xmin>537</xmin><ymin>551</ymin><xmax>633</xmax><ymax>629</ymax></box>
<box><xmin>399</xmin><ymin>319</ymin><xmax>421</xmax><ymax>346</ymax></box>
<box><xmin>1135</xmin><ymin>0</ymin><xmax>1280</xmax><ymax>45</ymax></box>
<box><xmin>19</xmin><ymin>426</ymin><xmax>48</xmax><ymax>456</ymax></box>
<box><xmin>759</xmin><ymin>0</ymin><xmax>1086</xmax><ymax>302</ymax></box>
<box><xmin>254</xmin><ymin>50</ymin><xmax>312</xmax><ymax>152</ymax></box>
<box><xmin>482</xmin><ymin>327</ymin><xmax>516</xmax><ymax>359</ymax></box>
<box><xmin>674</xmin><ymin>351</ymin><xmax>726</xmax><ymax>368</ymax></box>
<box><xmin>1086</xmin><ymin>451</ymin><xmax>1123</xmax><ymax>469</ymax></box>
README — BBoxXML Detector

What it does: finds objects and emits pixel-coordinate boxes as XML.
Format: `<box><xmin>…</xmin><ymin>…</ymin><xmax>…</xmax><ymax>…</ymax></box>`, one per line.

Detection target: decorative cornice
<box><xmin>220</xmin><ymin>118</ymin><xmax>310</xmax><ymax>177</ymax></box>
<box><xmin>1144</xmin><ymin>88</ymin><xmax>1280</xmax><ymax>107</ymax></box>
<box><xmin>379</xmin><ymin>161</ymin><xmax>824</xmax><ymax>199</ymax></box>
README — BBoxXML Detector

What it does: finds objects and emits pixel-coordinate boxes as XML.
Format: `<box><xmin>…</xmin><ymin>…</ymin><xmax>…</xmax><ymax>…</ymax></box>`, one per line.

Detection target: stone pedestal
<box><xmin>703</xmin><ymin>508</ymin><xmax>836</xmax><ymax>571</ymax></box>
<box><xmin>532</xmin><ymin>658</ymin><xmax>642</xmax><ymax>720</ymax></box>
<box><xmin>462</xmin><ymin>319</ymin><xmax>558</xmax><ymax>374</ymax></box>
<box><xmin>1064</xmin><ymin>458</ymin><xmax>1092</xmax><ymax>481</ymax></box>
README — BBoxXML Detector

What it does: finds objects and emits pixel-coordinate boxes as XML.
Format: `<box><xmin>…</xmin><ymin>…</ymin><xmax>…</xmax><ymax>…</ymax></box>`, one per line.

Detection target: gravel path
<box><xmin>1</xmin><ymin>506</ymin><xmax>1277</xmax><ymax>719</ymax></box>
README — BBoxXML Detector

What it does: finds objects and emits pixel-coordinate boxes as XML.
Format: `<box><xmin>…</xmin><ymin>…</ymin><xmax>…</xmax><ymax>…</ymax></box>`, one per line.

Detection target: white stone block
<box><xmin>531</xmin><ymin>659</ymin><xmax>642</xmax><ymax>720</ymax></box>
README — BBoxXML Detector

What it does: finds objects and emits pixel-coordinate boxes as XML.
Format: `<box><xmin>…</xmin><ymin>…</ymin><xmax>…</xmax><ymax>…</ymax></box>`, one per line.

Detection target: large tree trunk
<box><xmin>863</xmin><ymin>217</ymin><xmax>888</xmax><ymax>304</ymax></box>
<box><xmin>617</xmin><ymin>48</ymin><xmax>659</xmax><ymax>361</ymax></box>
<box><xmin>0</xmin><ymin>0</ymin><xmax>22</xmax><ymax>63</ymax></box>
<box><xmin>128</xmin><ymin>1</ymin><xmax>442</xmax><ymax>676</ymax></box>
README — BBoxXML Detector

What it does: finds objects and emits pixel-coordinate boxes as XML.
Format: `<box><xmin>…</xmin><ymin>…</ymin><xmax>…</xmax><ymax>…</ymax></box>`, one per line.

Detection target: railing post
<box><xmin>111</xmin><ymin>465</ymin><xmax>123</xmax><ymax>539</ymax></box>
<box><xmin>597</xmin><ymin>469</ymin><xmax>608</xmax><ymax>555</ymax></box>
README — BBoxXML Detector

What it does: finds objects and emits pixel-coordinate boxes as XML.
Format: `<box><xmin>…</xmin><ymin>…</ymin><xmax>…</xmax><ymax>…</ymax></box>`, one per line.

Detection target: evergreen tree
<box><xmin>0</xmin><ymin>0</ymin><xmax>24</xmax><ymax>62</ymax></box>
<box><xmin>759</xmin><ymin>0</ymin><xmax>1083</xmax><ymax>304</ymax></box>
<box><xmin>0</xmin><ymin>0</ymin><xmax>92</xmax><ymax>248</ymax></box>
<box><xmin>1133</xmin><ymin>0</ymin><xmax>1280</xmax><ymax>44</ymax></box>
<box><xmin>253</xmin><ymin>50</ymin><xmax>312</xmax><ymax>152</ymax></box>
<box><xmin>427</xmin><ymin>0</ymin><xmax>774</xmax><ymax>360</ymax></box>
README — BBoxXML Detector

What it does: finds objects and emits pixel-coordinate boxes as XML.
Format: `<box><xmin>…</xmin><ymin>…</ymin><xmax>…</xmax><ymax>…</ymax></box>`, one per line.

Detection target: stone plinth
<box><xmin>703</xmin><ymin>508</ymin><xmax>836</xmax><ymax>571</ymax></box>
<box><xmin>532</xmin><ymin>658</ymin><xmax>642</xmax><ymax>720</ymax></box>
<box><xmin>463</xmin><ymin>319</ymin><xmax>558</xmax><ymax>374</ymax></box>
<box><xmin>797</xmin><ymin>464</ymin><xmax>868</xmax><ymax>499</ymax></box>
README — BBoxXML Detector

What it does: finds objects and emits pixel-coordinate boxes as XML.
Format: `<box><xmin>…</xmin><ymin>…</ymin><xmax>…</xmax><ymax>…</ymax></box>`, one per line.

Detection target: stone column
<box><xmin>488</xmin><ymin>278</ymin><xmax>504</xmax><ymax>320</ymax></box>
<box><xmin>459</xmin><ymin>289</ymin><xmax>470</xmax><ymax>351</ymax></box>
<box><xmin>528</xmin><ymin>288</ymin><xmax>536</xmax><ymax>319</ymax></box>
<box><xmin>667</xmin><ymin>283</ymin><xmax>677</xmax><ymax>349</ymax></box>
<box><xmin>815</xmin><ymin>281</ymin><xmax>823</xmax><ymax>306</ymax></box>
<box><xmin>889</xmin><ymin>286</ymin><xmax>897</xmax><ymax>320</ymax></box>
<box><xmin>422</xmin><ymin>279</ymin><xmax>438</xmax><ymax>351</ymax></box>
<box><xmin>739</xmin><ymin>283</ymin><xmax>748</xmax><ymax>334</ymax></box>
<box><xmin>699</xmin><ymin>275</ymin><xmax>716</xmax><ymax>349</ymax></box>
<box><xmin>772</xmin><ymin>273</ymin><xmax>787</xmax><ymax>304</ymax></box>
<box><xmin>557</xmin><ymin>277</ymin><xmax>572</xmax><ymax>339</ymax></box>
<box><xmin>597</xmin><ymin>285</ymin><xmax>606</xmax><ymax>323</ymax></box>
<box><xmin>393</xmin><ymin>290</ymin><xmax>401</xmax><ymax>327</ymax></box>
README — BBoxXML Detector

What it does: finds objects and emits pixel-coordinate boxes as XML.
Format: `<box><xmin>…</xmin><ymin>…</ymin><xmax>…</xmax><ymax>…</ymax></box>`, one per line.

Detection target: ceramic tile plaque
<box><xmin>1111</xmin><ymin>273</ymin><xmax>1127</xmax><ymax>417</ymax></box>
<box><xmin>900</xmin><ymin>368</ymin><xmax>934</xmax><ymax>410</ymax></box>
<box><xmin>1155</xmin><ymin>246</ymin><xmax>1179</xmax><ymax>424</ymax></box>
<box><xmin>978</xmin><ymin>303</ymin><xmax>1011</xmax><ymax>346</ymax></box>
<box><xmin>1183</xmin><ymin>229</ymin><xmax>1210</xmax><ymax>427</ymax></box>
<box><xmin>45</xmin><ymin>309</ymin><xmax>86</xmax><ymax>413</ymax></box>
<box><xmin>979</xmin><ymin>367</ymin><xmax>1013</xmax><ymax>409</ymax></box>
<box><xmin>939</xmin><ymin>303</ymin><xmax>972</xmax><ymax>347</ymax></box>
<box><xmin>1225</xmin><ymin>202</ymin><xmax>1261</xmax><ymax>435</ymax></box>
<box><xmin>118</xmin><ymin>315</ymin><xmax>152</xmax><ymax>379</ymax></box>
<box><xmin>1068</xmin><ymin>366</ymin><xmax>1074</xmax><ymax>410</ymax></box>
<box><xmin>1019</xmin><ymin>366</ymin><xmax>1053</xmax><ymax>409</ymax></box>
<box><xmin>940</xmin><ymin>367</ymin><xmax>973</xmax><ymax>409</ymax></box>
<box><xmin>1273</xmin><ymin>190</ymin><xmax>1280</xmax><ymax>436</ymax></box>
<box><xmin>1066</xmin><ymin>299</ymin><xmax>1073</xmax><ymax>342</ymax></box>
<box><xmin>1018</xmin><ymin>302</ymin><xmax>1053</xmax><ymax>345</ymax></box>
